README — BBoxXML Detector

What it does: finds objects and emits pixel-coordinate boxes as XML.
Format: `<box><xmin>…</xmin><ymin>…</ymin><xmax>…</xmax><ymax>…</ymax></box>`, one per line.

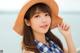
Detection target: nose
<box><xmin>41</xmin><ymin>16</ymin><xmax>46</xmax><ymax>23</ymax></box>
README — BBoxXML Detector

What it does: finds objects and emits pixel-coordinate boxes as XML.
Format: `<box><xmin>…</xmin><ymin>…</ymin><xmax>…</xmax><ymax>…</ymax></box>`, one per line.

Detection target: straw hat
<box><xmin>13</xmin><ymin>0</ymin><xmax>63</xmax><ymax>36</ymax></box>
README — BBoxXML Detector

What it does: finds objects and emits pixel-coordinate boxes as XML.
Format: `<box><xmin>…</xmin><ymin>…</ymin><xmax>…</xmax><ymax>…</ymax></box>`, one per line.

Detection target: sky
<box><xmin>0</xmin><ymin>0</ymin><xmax>80</xmax><ymax>12</ymax></box>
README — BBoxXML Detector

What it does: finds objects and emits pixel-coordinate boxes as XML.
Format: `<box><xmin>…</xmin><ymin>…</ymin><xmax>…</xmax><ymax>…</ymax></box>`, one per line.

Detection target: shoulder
<box><xmin>64</xmin><ymin>48</ymin><xmax>68</xmax><ymax>53</ymax></box>
<box><xmin>20</xmin><ymin>40</ymin><xmax>38</xmax><ymax>53</ymax></box>
<box><xmin>21</xmin><ymin>42</ymin><xmax>35</xmax><ymax>53</ymax></box>
<box><xmin>22</xmin><ymin>49</ymin><xmax>35</xmax><ymax>53</ymax></box>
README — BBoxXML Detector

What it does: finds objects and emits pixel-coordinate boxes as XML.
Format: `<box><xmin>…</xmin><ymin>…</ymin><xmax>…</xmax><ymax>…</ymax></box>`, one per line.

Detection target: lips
<box><xmin>40</xmin><ymin>24</ymin><xmax>48</xmax><ymax>29</ymax></box>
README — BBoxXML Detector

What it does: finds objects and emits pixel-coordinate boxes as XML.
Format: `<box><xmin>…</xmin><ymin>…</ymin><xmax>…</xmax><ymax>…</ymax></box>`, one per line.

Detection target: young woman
<box><xmin>13</xmin><ymin>0</ymin><xmax>76</xmax><ymax>53</ymax></box>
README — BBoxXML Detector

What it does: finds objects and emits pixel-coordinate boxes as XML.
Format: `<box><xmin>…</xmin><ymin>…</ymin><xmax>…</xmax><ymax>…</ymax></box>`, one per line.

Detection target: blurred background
<box><xmin>0</xmin><ymin>0</ymin><xmax>80</xmax><ymax>53</ymax></box>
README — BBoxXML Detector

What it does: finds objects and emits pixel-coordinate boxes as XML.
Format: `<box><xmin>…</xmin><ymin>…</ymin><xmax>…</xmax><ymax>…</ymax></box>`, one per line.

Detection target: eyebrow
<box><xmin>34</xmin><ymin>11</ymin><xmax>48</xmax><ymax>15</ymax></box>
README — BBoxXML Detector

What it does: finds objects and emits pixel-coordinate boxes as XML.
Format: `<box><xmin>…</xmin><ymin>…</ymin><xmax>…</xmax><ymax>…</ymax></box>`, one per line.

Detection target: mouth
<box><xmin>40</xmin><ymin>24</ymin><xmax>49</xmax><ymax>29</ymax></box>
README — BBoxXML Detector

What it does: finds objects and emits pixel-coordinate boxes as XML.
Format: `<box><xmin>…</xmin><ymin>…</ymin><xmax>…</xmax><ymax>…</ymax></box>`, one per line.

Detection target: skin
<box><xmin>29</xmin><ymin>11</ymin><xmax>51</xmax><ymax>44</ymax></box>
<box><xmin>25</xmin><ymin>11</ymin><xmax>51</xmax><ymax>44</ymax></box>
<box><xmin>24</xmin><ymin>12</ymin><xmax>76</xmax><ymax>53</ymax></box>
<box><xmin>58</xmin><ymin>23</ymin><xmax>76</xmax><ymax>53</ymax></box>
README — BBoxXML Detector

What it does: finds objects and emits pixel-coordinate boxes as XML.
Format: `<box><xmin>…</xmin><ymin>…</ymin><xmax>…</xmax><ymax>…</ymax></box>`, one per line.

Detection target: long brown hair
<box><xmin>23</xmin><ymin>3</ymin><xmax>63</xmax><ymax>52</ymax></box>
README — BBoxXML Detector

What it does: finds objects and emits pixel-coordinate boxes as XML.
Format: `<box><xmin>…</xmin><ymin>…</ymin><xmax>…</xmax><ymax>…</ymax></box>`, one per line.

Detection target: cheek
<box><xmin>47</xmin><ymin>17</ymin><xmax>51</xmax><ymax>24</ymax></box>
<box><xmin>30</xmin><ymin>19</ymin><xmax>40</xmax><ymax>28</ymax></box>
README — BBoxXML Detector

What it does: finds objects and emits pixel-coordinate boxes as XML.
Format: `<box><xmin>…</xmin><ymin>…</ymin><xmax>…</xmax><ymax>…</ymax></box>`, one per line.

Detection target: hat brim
<box><xmin>13</xmin><ymin>0</ymin><xmax>63</xmax><ymax>36</ymax></box>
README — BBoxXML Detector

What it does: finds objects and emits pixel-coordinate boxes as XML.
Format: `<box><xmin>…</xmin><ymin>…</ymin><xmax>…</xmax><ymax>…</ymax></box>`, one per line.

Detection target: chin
<box><xmin>40</xmin><ymin>29</ymin><xmax>49</xmax><ymax>34</ymax></box>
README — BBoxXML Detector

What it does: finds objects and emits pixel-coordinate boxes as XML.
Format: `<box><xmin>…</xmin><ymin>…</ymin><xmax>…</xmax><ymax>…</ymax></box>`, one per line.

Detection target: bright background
<box><xmin>0</xmin><ymin>0</ymin><xmax>80</xmax><ymax>53</ymax></box>
<box><xmin>0</xmin><ymin>0</ymin><xmax>80</xmax><ymax>12</ymax></box>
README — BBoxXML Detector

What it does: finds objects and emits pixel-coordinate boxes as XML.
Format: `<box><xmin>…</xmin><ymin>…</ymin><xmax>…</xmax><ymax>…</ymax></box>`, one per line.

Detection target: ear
<box><xmin>24</xmin><ymin>19</ymin><xmax>31</xmax><ymax>26</ymax></box>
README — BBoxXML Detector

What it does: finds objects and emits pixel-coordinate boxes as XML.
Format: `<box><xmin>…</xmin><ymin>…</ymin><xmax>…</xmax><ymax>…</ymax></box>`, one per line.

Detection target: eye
<box><xmin>45</xmin><ymin>13</ymin><xmax>49</xmax><ymax>16</ymax></box>
<box><xmin>34</xmin><ymin>15</ymin><xmax>40</xmax><ymax>18</ymax></box>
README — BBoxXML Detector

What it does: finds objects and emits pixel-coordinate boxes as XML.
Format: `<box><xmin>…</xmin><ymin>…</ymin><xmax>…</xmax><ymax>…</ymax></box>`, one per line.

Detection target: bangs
<box><xmin>24</xmin><ymin>3</ymin><xmax>51</xmax><ymax>20</ymax></box>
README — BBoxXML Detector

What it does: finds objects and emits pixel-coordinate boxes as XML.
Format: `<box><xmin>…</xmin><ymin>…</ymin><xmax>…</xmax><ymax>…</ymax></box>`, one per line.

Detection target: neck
<box><xmin>33</xmin><ymin>32</ymin><xmax>47</xmax><ymax>44</ymax></box>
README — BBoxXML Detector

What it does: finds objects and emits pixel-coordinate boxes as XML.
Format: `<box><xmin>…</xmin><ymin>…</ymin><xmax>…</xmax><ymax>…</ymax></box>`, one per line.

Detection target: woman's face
<box><xmin>28</xmin><ymin>11</ymin><xmax>51</xmax><ymax>34</ymax></box>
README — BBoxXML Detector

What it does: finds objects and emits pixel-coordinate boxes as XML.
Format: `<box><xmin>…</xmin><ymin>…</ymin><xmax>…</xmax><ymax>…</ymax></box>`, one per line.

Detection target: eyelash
<box><xmin>34</xmin><ymin>13</ymin><xmax>49</xmax><ymax>18</ymax></box>
<box><xmin>35</xmin><ymin>15</ymin><xmax>40</xmax><ymax>18</ymax></box>
<box><xmin>45</xmin><ymin>13</ymin><xmax>49</xmax><ymax>16</ymax></box>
